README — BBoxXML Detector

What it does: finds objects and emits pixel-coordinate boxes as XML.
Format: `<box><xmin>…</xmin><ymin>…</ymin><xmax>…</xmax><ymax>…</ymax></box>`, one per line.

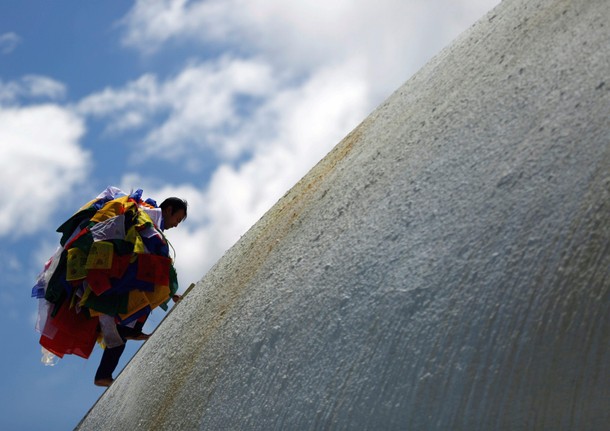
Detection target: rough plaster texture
<box><xmin>78</xmin><ymin>0</ymin><xmax>609</xmax><ymax>429</ymax></box>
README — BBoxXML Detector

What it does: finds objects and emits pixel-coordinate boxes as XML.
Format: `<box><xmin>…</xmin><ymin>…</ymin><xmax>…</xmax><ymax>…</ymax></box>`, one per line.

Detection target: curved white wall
<box><xmin>78</xmin><ymin>0</ymin><xmax>610</xmax><ymax>429</ymax></box>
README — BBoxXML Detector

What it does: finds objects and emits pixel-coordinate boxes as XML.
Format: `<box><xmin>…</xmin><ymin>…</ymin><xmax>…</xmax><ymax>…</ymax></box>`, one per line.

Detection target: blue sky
<box><xmin>0</xmin><ymin>1</ymin><xmax>498</xmax><ymax>429</ymax></box>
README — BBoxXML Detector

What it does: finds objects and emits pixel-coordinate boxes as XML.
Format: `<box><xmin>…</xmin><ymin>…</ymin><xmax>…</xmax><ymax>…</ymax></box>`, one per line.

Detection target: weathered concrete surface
<box><xmin>77</xmin><ymin>0</ymin><xmax>609</xmax><ymax>429</ymax></box>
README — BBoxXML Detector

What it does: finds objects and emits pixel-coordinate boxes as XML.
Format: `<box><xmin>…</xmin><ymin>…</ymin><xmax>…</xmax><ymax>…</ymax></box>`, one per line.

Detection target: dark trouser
<box><xmin>95</xmin><ymin>321</ymin><xmax>144</xmax><ymax>381</ymax></box>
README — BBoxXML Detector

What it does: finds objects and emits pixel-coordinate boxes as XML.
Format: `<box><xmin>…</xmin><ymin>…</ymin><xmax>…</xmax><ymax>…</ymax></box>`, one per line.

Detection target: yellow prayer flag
<box><xmin>125</xmin><ymin>227</ymin><xmax>147</xmax><ymax>254</ymax></box>
<box><xmin>90</xmin><ymin>197</ymin><xmax>128</xmax><ymax>223</ymax></box>
<box><xmin>119</xmin><ymin>290</ymin><xmax>150</xmax><ymax>320</ymax></box>
<box><xmin>86</xmin><ymin>241</ymin><xmax>114</xmax><ymax>269</ymax></box>
<box><xmin>146</xmin><ymin>285</ymin><xmax>171</xmax><ymax>310</ymax></box>
<box><xmin>66</xmin><ymin>248</ymin><xmax>87</xmax><ymax>281</ymax></box>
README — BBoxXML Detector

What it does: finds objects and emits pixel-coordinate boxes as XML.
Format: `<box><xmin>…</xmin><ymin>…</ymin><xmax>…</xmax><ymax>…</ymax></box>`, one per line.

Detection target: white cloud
<box><xmin>77</xmin><ymin>57</ymin><xmax>277</xmax><ymax>161</ymax></box>
<box><xmin>76</xmin><ymin>73</ymin><xmax>161</xmax><ymax>118</ymax></box>
<box><xmin>0</xmin><ymin>80</ymin><xmax>19</xmax><ymax>104</ymax></box>
<box><xmin>0</xmin><ymin>75</ymin><xmax>67</xmax><ymax>105</ymax></box>
<box><xmin>119</xmin><ymin>0</ymin><xmax>228</xmax><ymax>54</ymax></box>
<box><xmin>146</xmin><ymin>57</ymin><xmax>277</xmax><ymax>160</ymax></box>
<box><xmin>21</xmin><ymin>75</ymin><xmax>67</xmax><ymax>100</ymax></box>
<box><xmin>0</xmin><ymin>104</ymin><xmax>89</xmax><ymax>237</ymax></box>
<box><xmin>0</xmin><ymin>32</ymin><xmax>21</xmax><ymax>54</ymax></box>
<box><xmin>120</xmin><ymin>0</ymin><xmax>499</xmax><ymax>100</ymax></box>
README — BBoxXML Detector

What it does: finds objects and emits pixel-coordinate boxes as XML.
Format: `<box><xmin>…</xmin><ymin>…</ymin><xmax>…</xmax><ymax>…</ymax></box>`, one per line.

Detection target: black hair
<box><xmin>160</xmin><ymin>197</ymin><xmax>188</xmax><ymax>220</ymax></box>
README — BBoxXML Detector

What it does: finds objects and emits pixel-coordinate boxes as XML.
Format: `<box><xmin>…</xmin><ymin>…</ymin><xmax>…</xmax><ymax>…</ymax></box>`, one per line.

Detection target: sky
<box><xmin>0</xmin><ymin>1</ymin><xmax>499</xmax><ymax>429</ymax></box>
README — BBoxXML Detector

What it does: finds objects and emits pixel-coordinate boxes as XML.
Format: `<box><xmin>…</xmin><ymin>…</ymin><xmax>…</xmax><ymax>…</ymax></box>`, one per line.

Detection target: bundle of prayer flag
<box><xmin>32</xmin><ymin>187</ymin><xmax>178</xmax><ymax>359</ymax></box>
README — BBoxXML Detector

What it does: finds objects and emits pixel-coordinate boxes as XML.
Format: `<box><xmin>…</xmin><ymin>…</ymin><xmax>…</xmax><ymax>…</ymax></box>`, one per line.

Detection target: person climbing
<box><xmin>31</xmin><ymin>187</ymin><xmax>188</xmax><ymax>387</ymax></box>
<box><xmin>93</xmin><ymin>194</ymin><xmax>188</xmax><ymax>387</ymax></box>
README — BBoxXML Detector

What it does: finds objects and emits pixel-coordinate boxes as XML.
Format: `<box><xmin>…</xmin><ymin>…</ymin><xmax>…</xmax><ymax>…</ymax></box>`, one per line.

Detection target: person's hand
<box><xmin>172</xmin><ymin>294</ymin><xmax>182</xmax><ymax>303</ymax></box>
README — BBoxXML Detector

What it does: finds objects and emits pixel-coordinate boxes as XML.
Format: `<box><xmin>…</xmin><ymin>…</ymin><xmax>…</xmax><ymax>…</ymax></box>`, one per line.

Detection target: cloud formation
<box><xmin>77</xmin><ymin>57</ymin><xmax>277</xmax><ymax>161</ymax></box>
<box><xmin>120</xmin><ymin>0</ymin><xmax>498</xmax><ymax>99</ymax></box>
<box><xmin>0</xmin><ymin>104</ymin><xmax>89</xmax><ymax>237</ymax></box>
<box><xmin>1</xmin><ymin>75</ymin><xmax>67</xmax><ymax>105</ymax></box>
<box><xmin>0</xmin><ymin>32</ymin><xmax>21</xmax><ymax>54</ymax></box>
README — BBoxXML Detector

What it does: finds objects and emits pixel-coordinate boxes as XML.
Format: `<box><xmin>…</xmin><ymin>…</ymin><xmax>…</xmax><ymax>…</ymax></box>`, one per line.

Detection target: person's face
<box><xmin>162</xmin><ymin>207</ymin><xmax>186</xmax><ymax>230</ymax></box>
